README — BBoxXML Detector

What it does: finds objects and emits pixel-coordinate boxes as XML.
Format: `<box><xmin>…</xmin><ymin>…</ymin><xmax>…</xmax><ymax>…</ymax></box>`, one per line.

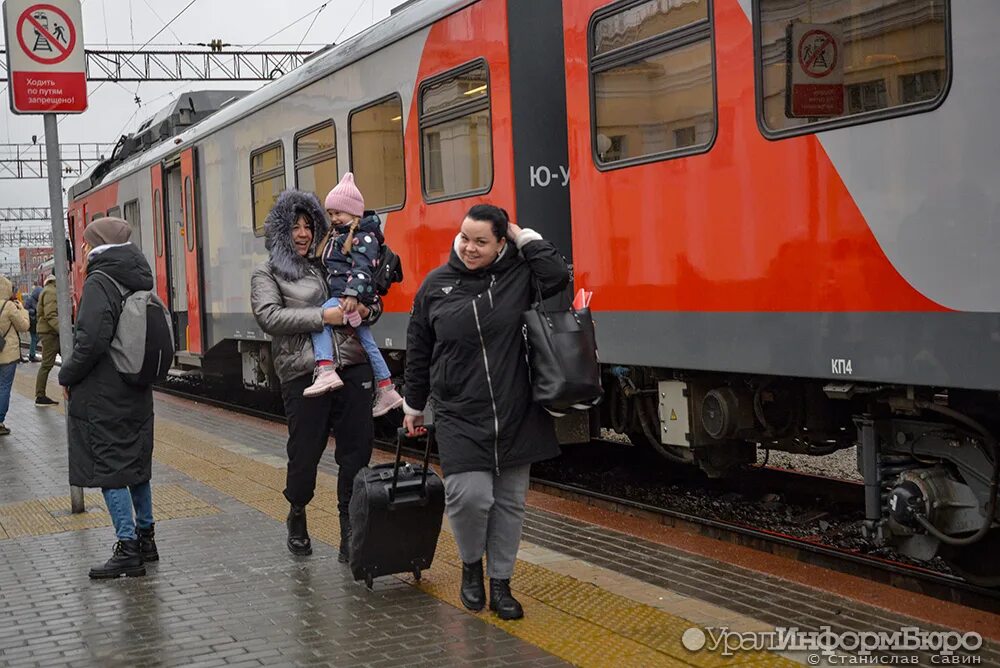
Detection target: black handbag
<box><xmin>521</xmin><ymin>286</ymin><xmax>602</xmax><ymax>415</ymax></box>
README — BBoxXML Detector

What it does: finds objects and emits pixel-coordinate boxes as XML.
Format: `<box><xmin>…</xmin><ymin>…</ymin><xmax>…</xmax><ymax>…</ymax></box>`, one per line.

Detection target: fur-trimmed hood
<box><xmin>264</xmin><ymin>189</ymin><xmax>330</xmax><ymax>281</ymax></box>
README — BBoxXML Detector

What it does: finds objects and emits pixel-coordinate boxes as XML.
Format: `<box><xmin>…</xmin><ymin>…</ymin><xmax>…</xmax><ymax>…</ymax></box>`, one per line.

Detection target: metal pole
<box><xmin>43</xmin><ymin>113</ymin><xmax>84</xmax><ymax>514</ymax></box>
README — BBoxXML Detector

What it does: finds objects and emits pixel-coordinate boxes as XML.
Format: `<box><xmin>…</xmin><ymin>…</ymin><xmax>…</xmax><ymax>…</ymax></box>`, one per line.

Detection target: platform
<box><xmin>1</xmin><ymin>362</ymin><xmax>997</xmax><ymax>667</ymax></box>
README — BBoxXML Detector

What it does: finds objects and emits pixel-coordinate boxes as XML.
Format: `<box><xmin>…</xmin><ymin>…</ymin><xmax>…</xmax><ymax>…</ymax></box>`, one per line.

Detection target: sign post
<box><xmin>3</xmin><ymin>0</ymin><xmax>87</xmax><ymax>513</ymax></box>
<box><xmin>787</xmin><ymin>23</ymin><xmax>844</xmax><ymax>119</ymax></box>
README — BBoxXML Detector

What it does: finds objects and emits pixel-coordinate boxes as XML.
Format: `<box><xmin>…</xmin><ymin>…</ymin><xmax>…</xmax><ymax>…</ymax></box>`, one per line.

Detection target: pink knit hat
<box><xmin>324</xmin><ymin>172</ymin><xmax>365</xmax><ymax>217</ymax></box>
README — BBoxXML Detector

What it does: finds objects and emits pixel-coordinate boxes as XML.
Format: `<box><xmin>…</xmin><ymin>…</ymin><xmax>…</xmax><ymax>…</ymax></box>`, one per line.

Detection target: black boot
<box><xmin>89</xmin><ymin>540</ymin><xmax>146</xmax><ymax>579</ymax></box>
<box><xmin>489</xmin><ymin>578</ymin><xmax>524</xmax><ymax>620</ymax></box>
<box><xmin>338</xmin><ymin>514</ymin><xmax>351</xmax><ymax>564</ymax></box>
<box><xmin>287</xmin><ymin>505</ymin><xmax>312</xmax><ymax>556</ymax></box>
<box><xmin>460</xmin><ymin>560</ymin><xmax>485</xmax><ymax>612</ymax></box>
<box><xmin>136</xmin><ymin>524</ymin><xmax>159</xmax><ymax>562</ymax></box>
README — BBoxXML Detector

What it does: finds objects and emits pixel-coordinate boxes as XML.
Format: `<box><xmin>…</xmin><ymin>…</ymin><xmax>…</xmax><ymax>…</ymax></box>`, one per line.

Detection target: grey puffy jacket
<box><xmin>250</xmin><ymin>260</ymin><xmax>380</xmax><ymax>384</ymax></box>
<box><xmin>250</xmin><ymin>188</ymin><xmax>381</xmax><ymax>385</ymax></box>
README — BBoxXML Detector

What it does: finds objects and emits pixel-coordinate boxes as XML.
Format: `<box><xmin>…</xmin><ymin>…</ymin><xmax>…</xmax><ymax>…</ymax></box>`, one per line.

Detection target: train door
<box><xmin>149</xmin><ymin>164</ymin><xmax>170</xmax><ymax>306</ymax></box>
<box><xmin>179</xmin><ymin>147</ymin><xmax>204</xmax><ymax>355</ymax></box>
<box><xmin>164</xmin><ymin>163</ymin><xmax>188</xmax><ymax>350</ymax></box>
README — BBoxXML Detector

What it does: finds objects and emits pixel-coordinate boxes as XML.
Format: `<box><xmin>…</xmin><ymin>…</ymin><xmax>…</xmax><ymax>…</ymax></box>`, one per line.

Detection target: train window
<box><xmin>250</xmin><ymin>142</ymin><xmax>286</xmax><ymax>237</ymax></box>
<box><xmin>153</xmin><ymin>190</ymin><xmax>163</xmax><ymax>257</ymax></box>
<box><xmin>589</xmin><ymin>0</ymin><xmax>716</xmax><ymax>168</ymax></box>
<box><xmin>295</xmin><ymin>121</ymin><xmax>338</xmax><ymax>199</ymax></box>
<box><xmin>123</xmin><ymin>199</ymin><xmax>141</xmax><ymax>250</ymax></box>
<box><xmin>754</xmin><ymin>0</ymin><xmax>950</xmax><ymax>137</ymax></box>
<box><xmin>184</xmin><ymin>176</ymin><xmax>195</xmax><ymax>252</ymax></box>
<box><xmin>90</xmin><ymin>211</ymin><xmax>105</xmax><ymax>222</ymax></box>
<box><xmin>348</xmin><ymin>96</ymin><xmax>405</xmax><ymax>211</ymax></box>
<box><xmin>418</xmin><ymin>60</ymin><xmax>493</xmax><ymax>202</ymax></box>
<box><xmin>107</xmin><ymin>206</ymin><xmax>121</xmax><ymax>219</ymax></box>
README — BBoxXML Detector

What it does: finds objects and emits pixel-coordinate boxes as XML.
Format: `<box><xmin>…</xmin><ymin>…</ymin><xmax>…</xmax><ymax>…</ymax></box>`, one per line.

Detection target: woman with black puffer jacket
<box><xmin>403</xmin><ymin>204</ymin><xmax>569</xmax><ymax>620</ymax></box>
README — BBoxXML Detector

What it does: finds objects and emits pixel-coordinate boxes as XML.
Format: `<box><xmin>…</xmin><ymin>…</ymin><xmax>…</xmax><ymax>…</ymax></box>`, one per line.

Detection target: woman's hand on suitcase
<box><xmin>404</xmin><ymin>414</ymin><xmax>426</xmax><ymax>437</ymax></box>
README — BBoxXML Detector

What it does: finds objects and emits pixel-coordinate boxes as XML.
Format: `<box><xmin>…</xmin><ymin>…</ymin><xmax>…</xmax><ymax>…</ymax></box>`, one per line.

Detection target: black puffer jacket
<box><xmin>404</xmin><ymin>231</ymin><xmax>569</xmax><ymax>476</ymax></box>
<box><xmin>59</xmin><ymin>243</ymin><xmax>155</xmax><ymax>489</ymax></box>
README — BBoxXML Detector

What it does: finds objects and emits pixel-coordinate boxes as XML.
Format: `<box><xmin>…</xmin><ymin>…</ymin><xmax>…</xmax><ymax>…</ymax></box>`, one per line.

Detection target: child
<box><xmin>303</xmin><ymin>173</ymin><xmax>404</xmax><ymax>417</ymax></box>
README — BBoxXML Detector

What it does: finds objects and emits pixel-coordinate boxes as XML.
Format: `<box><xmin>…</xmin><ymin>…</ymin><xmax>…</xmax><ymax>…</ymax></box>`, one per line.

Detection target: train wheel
<box><xmin>693</xmin><ymin>441</ymin><xmax>757</xmax><ymax>479</ymax></box>
<box><xmin>626</xmin><ymin>430</ymin><xmax>692</xmax><ymax>466</ymax></box>
<box><xmin>940</xmin><ymin>528</ymin><xmax>1000</xmax><ymax>588</ymax></box>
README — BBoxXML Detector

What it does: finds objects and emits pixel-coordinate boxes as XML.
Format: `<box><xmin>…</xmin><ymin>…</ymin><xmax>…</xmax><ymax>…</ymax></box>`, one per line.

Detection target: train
<box><xmin>66</xmin><ymin>0</ymin><xmax>999</xmax><ymax>584</ymax></box>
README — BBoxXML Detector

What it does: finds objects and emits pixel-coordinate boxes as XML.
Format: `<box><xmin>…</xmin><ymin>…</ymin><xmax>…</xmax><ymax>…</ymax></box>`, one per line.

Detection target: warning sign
<box><xmin>3</xmin><ymin>0</ymin><xmax>87</xmax><ymax>114</ymax></box>
<box><xmin>787</xmin><ymin>23</ymin><xmax>843</xmax><ymax>118</ymax></box>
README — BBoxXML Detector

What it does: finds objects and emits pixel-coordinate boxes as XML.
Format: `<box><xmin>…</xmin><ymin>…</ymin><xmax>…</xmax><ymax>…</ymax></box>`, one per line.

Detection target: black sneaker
<box><xmin>0</xmin><ymin>424</ymin><xmax>9</xmax><ymax>436</ymax></box>
<box><xmin>35</xmin><ymin>396</ymin><xmax>58</xmax><ymax>407</ymax></box>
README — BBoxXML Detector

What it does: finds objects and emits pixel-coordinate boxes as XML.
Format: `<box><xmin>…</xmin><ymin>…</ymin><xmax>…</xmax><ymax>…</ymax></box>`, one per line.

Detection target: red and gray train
<box><xmin>66</xmin><ymin>0</ymin><xmax>999</xmax><ymax>583</ymax></box>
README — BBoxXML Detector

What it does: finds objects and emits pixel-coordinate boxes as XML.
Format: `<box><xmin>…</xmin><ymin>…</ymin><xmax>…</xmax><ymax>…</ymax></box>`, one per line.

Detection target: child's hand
<box><xmin>341</xmin><ymin>296</ymin><xmax>359</xmax><ymax>313</ymax></box>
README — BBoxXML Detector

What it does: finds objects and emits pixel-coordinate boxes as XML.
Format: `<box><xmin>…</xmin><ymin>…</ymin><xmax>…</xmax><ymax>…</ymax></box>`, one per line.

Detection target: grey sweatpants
<box><xmin>443</xmin><ymin>464</ymin><xmax>531</xmax><ymax>580</ymax></box>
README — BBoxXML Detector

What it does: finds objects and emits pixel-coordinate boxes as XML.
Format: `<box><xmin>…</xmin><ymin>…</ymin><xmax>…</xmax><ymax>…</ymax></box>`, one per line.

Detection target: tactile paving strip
<box><xmin>0</xmin><ymin>484</ymin><xmax>219</xmax><ymax>539</ymax></box>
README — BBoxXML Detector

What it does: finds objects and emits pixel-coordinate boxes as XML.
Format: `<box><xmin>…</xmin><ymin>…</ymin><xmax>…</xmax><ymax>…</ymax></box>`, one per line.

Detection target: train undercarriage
<box><xmin>605</xmin><ymin>367</ymin><xmax>1000</xmax><ymax>587</ymax></box>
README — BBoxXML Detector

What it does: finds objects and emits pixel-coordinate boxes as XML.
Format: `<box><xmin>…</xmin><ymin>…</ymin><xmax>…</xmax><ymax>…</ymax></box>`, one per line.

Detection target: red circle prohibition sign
<box><xmin>797</xmin><ymin>29</ymin><xmax>838</xmax><ymax>80</ymax></box>
<box><xmin>16</xmin><ymin>4</ymin><xmax>77</xmax><ymax>65</ymax></box>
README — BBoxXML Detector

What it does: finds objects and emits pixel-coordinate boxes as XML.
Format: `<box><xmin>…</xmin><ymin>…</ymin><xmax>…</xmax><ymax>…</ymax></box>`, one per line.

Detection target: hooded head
<box><xmin>0</xmin><ymin>276</ymin><xmax>11</xmax><ymax>301</ymax></box>
<box><xmin>264</xmin><ymin>189</ymin><xmax>330</xmax><ymax>281</ymax></box>
<box><xmin>324</xmin><ymin>172</ymin><xmax>365</xmax><ymax>219</ymax></box>
<box><xmin>84</xmin><ymin>217</ymin><xmax>132</xmax><ymax>248</ymax></box>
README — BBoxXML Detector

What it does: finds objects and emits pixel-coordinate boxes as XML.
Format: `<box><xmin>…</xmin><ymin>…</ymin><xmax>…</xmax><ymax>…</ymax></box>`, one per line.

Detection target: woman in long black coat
<box><xmin>59</xmin><ymin>217</ymin><xmax>158</xmax><ymax>580</ymax></box>
<box><xmin>403</xmin><ymin>204</ymin><xmax>569</xmax><ymax>620</ymax></box>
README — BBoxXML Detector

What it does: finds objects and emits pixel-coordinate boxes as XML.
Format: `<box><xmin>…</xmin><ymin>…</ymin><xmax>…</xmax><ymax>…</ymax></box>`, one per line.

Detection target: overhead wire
<box><xmin>79</xmin><ymin>0</ymin><xmax>200</xmax><ymax>107</ymax></box>
<box><xmin>333</xmin><ymin>0</ymin><xmax>372</xmax><ymax>46</ymax></box>
<box><xmin>140</xmin><ymin>0</ymin><xmax>183</xmax><ymax>44</ymax></box>
<box><xmin>296</xmin><ymin>3</ymin><xmax>329</xmax><ymax>52</ymax></box>
<box><xmin>248</xmin><ymin>1</ymin><xmax>330</xmax><ymax>50</ymax></box>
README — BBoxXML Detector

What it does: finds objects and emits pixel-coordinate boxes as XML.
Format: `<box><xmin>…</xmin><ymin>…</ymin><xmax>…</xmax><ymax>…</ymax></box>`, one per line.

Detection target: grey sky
<box><xmin>1</xmin><ymin>0</ymin><xmax>400</xmax><ymax>262</ymax></box>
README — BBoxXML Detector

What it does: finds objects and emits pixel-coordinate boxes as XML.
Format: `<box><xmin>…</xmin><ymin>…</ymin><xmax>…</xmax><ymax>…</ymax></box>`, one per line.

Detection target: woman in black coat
<box><xmin>59</xmin><ymin>217</ymin><xmax>157</xmax><ymax>580</ymax></box>
<box><xmin>403</xmin><ymin>204</ymin><xmax>569</xmax><ymax>619</ymax></box>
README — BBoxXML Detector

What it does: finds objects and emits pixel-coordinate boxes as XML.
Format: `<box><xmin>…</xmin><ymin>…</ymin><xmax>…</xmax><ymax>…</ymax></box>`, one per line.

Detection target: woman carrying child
<box><xmin>303</xmin><ymin>173</ymin><xmax>404</xmax><ymax>418</ymax></box>
<box><xmin>251</xmin><ymin>188</ymin><xmax>379</xmax><ymax>561</ymax></box>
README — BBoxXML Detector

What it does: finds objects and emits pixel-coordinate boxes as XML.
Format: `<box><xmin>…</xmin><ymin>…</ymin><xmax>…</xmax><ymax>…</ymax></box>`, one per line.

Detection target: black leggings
<box><xmin>281</xmin><ymin>364</ymin><xmax>374</xmax><ymax>514</ymax></box>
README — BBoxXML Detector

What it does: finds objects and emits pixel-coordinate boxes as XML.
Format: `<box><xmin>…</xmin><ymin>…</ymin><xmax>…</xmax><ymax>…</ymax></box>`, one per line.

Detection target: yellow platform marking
<box><xmin>12</xmin><ymin>376</ymin><xmax>798</xmax><ymax>667</ymax></box>
<box><xmin>0</xmin><ymin>485</ymin><xmax>218</xmax><ymax>539</ymax></box>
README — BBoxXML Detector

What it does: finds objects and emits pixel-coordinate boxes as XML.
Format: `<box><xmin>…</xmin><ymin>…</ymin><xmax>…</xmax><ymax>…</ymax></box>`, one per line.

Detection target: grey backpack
<box><xmin>91</xmin><ymin>270</ymin><xmax>175</xmax><ymax>385</ymax></box>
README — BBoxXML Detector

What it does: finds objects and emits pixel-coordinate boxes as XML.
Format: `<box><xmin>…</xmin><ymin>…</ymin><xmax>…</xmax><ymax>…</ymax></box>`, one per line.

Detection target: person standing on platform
<box><xmin>59</xmin><ymin>218</ymin><xmax>158</xmax><ymax>579</ymax></box>
<box><xmin>34</xmin><ymin>275</ymin><xmax>60</xmax><ymax>406</ymax></box>
<box><xmin>0</xmin><ymin>276</ymin><xmax>31</xmax><ymax>436</ymax></box>
<box><xmin>251</xmin><ymin>189</ymin><xmax>378</xmax><ymax>562</ymax></box>
<box><xmin>24</xmin><ymin>282</ymin><xmax>42</xmax><ymax>363</ymax></box>
<box><xmin>403</xmin><ymin>204</ymin><xmax>569</xmax><ymax>620</ymax></box>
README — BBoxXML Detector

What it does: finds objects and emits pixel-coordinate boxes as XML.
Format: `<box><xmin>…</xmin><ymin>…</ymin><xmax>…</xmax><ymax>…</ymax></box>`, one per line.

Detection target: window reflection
<box><xmin>350</xmin><ymin>98</ymin><xmax>405</xmax><ymax>211</ymax></box>
<box><xmin>757</xmin><ymin>0</ymin><xmax>948</xmax><ymax>133</ymax></box>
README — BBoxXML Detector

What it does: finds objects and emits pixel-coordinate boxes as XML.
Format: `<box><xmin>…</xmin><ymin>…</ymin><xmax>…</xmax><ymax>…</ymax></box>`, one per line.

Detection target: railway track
<box><xmin>153</xmin><ymin>382</ymin><xmax>1000</xmax><ymax>613</ymax></box>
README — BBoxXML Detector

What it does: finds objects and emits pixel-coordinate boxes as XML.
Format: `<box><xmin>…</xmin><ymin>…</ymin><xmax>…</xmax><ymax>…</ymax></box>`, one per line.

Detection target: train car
<box><xmin>66</xmin><ymin>0</ymin><xmax>998</xmax><ymax>582</ymax></box>
<box><xmin>561</xmin><ymin>0</ymin><xmax>999</xmax><ymax>582</ymax></box>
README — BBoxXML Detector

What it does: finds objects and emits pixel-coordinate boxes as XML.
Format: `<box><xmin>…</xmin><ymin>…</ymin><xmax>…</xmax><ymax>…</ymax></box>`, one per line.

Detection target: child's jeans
<box><xmin>312</xmin><ymin>297</ymin><xmax>391</xmax><ymax>382</ymax></box>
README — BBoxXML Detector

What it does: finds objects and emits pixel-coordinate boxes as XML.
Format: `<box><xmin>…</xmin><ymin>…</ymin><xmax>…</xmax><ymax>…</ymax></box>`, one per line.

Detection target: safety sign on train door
<box><xmin>2</xmin><ymin>0</ymin><xmax>88</xmax><ymax>114</ymax></box>
<box><xmin>787</xmin><ymin>23</ymin><xmax>844</xmax><ymax>118</ymax></box>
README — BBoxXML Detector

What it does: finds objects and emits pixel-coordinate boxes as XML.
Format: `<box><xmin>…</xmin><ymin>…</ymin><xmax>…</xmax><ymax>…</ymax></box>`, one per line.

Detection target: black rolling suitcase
<box><xmin>349</xmin><ymin>427</ymin><xmax>445</xmax><ymax>588</ymax></box>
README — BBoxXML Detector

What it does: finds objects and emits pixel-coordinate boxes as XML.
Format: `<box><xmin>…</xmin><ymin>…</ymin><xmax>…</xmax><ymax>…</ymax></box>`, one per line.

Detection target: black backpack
<box><xmin>372</xmin><ymin>244</ymin><xmax>403</xmax><ymax>296</ymax></box>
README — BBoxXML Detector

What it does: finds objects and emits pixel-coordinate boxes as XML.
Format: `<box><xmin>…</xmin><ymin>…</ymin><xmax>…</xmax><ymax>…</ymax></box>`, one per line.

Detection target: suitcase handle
<box><xmin>392</xmin><ymin>426</ymin><xmax>435</xmax><ymax>503</ymax></box>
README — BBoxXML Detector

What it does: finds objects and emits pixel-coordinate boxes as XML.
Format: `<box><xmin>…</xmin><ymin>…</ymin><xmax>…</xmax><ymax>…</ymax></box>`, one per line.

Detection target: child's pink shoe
<box><xmin>372</xmin><ymin>385</ymin><xmax>404</xmax><ymax>417</ymax></box>
<box><xmin>345</xmin><ymin>310</ymin><xmax>362</xmax><ymax>327</ymax></box>
<box><xmin>303</xmin><ymin>366</ymin><xmax>344</xmax><ymax>397</ymax></box>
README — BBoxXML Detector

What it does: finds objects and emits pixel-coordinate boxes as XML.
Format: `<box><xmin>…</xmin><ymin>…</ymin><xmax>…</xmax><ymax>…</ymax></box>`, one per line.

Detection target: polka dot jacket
<box><xmin>320</xmin><ymin>212</ymin><xmax>384</xmax><ymax>305</ymax></box>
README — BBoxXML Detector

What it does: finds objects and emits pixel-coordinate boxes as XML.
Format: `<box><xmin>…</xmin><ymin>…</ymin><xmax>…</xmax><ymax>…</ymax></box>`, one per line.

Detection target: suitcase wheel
<box><xmin>365</xmin><ymin>575</ymin><xmax>374</xmax><ymax>590</ymax></box>
<box><xmin>413</xmin><ymin>568</ymin><xmax>421</xmax><ymax>582</ymax></box>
